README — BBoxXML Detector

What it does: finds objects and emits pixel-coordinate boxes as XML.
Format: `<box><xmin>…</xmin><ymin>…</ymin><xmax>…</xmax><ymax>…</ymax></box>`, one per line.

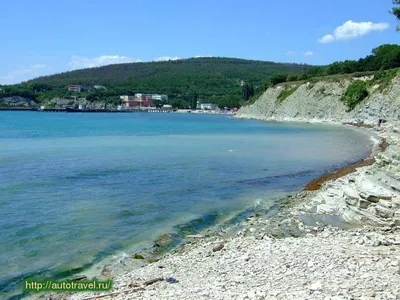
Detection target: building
<box><xmin>196</xmin><ymin>102</ymin><xmax>218</xmax><ymax>110</ymax></box>
<box><xmin>120</xmin><ymin>93</ymin><xmax>168</xmax><ymax>108</ymax></box>
<box><xmin>67</xmin><ymin>85</ymin><xmax>93</xmax><ymax>93</ymax></box>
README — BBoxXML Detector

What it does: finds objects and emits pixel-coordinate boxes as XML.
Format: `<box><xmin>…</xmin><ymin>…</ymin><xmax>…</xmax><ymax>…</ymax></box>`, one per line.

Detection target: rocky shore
<box><xmin>67</xmin><ymin>226</ymin><xmax>400</xmax><ymax>300</ymax></box>
<box><xmin>42</xmin><ymin>75</ymin><xmax>400</xmax><ymax>300</ymax></box>
<box><xmin>62</xmin><ymin>121</ymin><xmax>400</xmax><ymax>300</ymax></box>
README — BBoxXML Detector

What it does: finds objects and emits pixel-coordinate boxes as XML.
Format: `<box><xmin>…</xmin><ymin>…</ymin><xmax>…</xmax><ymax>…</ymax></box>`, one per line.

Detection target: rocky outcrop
<box><xmin>237</xmin><ymin>75</ymin><xmax>400</xmax><ymax>227</ymax></box>
<box><xmin>46</xmin><ymin>97</ymin><xmax>116</xmax><ymax>110</ymax></box>
<box><xmin>70</xmin><ymin>226</ymin><xmax>400</xmax><ymax>300</ymax></box>
<box><xmin>0</xmin><ymin>96</ymin><xmax>36</xmax><ymax>107</ymax></box>
<box><xmin>237</xmin><ymin>75</ymin><xmax>400</xmax><ymax>125</ymax></box>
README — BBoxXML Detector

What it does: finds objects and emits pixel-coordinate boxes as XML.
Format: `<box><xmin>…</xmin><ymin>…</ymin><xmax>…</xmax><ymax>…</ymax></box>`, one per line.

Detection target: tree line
<box><xmin>0</xmin><ymin>57</ymin><xmax>310</xmax><ymax>109</ymax></box>
<box><xmin>2</xmin><ymin>45</ymin><xmax>400</xmax><ymax>109</ymax></box>
<box><xmin>266</xmin><ymin>44</ymin><xmax>400</xmax><ymax>87</ymax></box>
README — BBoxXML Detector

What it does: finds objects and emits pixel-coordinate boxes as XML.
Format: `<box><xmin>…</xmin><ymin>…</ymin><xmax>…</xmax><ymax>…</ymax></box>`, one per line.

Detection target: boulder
<box><xmin>212</xmin><ymin>243</ymin><xmax>224</xmax><ymax>252</ymax></box>
<box><xmin>154</xmin><ymin>233</ymin><xmax>179</xmax><ymax>249</ymax></box>
<box><xmin>358</xmin><ymin>199</ymin><xmax>371</xmax><ymax>209</ymax></box>
<box><xmin>375</xmin><ymin>206</ymin><xmax>395</xmax><ymax>219</ymax></box>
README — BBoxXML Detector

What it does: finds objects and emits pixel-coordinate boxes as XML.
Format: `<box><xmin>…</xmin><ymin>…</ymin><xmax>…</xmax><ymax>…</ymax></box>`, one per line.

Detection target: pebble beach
<box><xmin>61</xmin><ymin>121</ymin><xmax>400</xmax><ymax>300</ymax></box>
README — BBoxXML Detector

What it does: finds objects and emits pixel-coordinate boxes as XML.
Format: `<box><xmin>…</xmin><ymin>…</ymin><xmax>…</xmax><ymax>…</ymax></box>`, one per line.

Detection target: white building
<box><xmin>134</xmin><ymin>93</ymin><xmax>168</xmax><ymax>101</ymax></box>
<box><xmin>196</xmin><ymin>102</ymin><xmax>218</xmax><ymax>110</ymax></box>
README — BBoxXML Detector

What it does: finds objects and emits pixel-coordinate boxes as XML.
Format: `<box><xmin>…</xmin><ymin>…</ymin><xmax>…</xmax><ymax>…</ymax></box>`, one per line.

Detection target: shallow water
<box><xmin>0</xmin><ymin>112</ymin><xmax>373</xmax><ymax>298</ymax></box>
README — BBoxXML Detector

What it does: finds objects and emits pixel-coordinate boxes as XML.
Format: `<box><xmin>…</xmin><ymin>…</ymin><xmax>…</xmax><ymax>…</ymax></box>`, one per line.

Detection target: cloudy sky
<box><xmin>0</xmin><ymin>0</ymin><xmax>398</xmax><ymax>84</ymax></box>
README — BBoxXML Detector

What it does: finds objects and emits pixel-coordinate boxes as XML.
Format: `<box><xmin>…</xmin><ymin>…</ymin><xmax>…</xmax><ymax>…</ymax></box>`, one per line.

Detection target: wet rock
<box><xmin>154</xmin><ymin>233</ymin><xmax>180</xmax><ymax>249</ymax></box>
<box><xmin>186</xmin><ymin>234</ymin><xmax>204</xmax><ymax>239</ymax></box>
<box><xmin>133</xmin><ymin>253</ymin><xmax>146</xmax><ymax>259</ymax></box>
<box><xmin>70</xmin><ymin>275</ymin><xmax>87</xmax><ymax>281</ymax></box>
<box><xmin>101</xmin><ymin>265</ymin><xmax>113</xmax><ymax>277</ymax></box>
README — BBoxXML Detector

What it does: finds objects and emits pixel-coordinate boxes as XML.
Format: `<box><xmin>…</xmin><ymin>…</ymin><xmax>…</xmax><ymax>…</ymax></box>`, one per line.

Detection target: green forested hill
<box><xmin>10</xmin><ymin>57</ymin><xmax>311</xmax><ymax>108</ymax></box>
<box><xmin>29</xmin><ymin>57</ymin><xmax>310</xmax><ymax>88</ymax></box>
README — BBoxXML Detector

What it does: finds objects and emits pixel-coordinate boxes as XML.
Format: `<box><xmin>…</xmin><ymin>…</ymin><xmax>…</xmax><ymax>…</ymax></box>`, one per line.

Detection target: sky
<box><xmin>0</xmin><ymin>0</ymin><xmax>398</xmax><ymax>85</ymax></box>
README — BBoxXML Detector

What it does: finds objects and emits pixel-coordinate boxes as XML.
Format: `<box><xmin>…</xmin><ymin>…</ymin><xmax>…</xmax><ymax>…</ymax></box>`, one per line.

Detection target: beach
<box><xmin>64</xmin><ymin>71</ymin><xmax>400</xmax><ymax>299</ymax></box>
<box><xmin>22</xmin><ymin>76</ymin><xmax>400</xmax><ymax>300</ymax></box>
<box><xmin>59</xmin><ymin>120</ymin><xmax>400</xmax><ymax>300</ymax></box>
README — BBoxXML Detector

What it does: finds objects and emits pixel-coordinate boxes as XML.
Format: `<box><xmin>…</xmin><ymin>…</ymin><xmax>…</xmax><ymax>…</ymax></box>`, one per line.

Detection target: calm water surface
<box><xmin>0</xmin><ymin>111</ymin><xmax>373</xmax><ymax>298</ymax></box>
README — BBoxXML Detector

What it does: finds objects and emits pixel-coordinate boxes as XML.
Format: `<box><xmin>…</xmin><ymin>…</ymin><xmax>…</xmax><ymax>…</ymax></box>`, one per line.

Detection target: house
<box><xmin>67</xmin><ymin>85</ymin><xmax>93</xmax><ymax>93</ymax></box>
<box><xmin>120</xmin><ymin>93</ymin><xmax>168</xmax><ymax>108</ymax></box>
<box><xmin>196</xmin><ymin>102</ymin><xmax>218</xmax><ymax>110</ymax></box>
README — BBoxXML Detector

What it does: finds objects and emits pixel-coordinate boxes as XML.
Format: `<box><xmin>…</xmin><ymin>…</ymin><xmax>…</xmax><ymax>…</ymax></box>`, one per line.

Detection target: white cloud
<box><xmin>319</xmin><ymin>34</ymin><xmax>335</xmax><ymax>44</ymax></box>
<box><xmin>285</xmin><ymin>50</ymin><xmax>296</xmax><ymax>56</ymax></box>
<box><xmin>318</xmin><ymin>20</ymin><xmax>389</xmax><ymax>43</ymax></box>
<box><xmin>0</xmin><ymin>64</ymin><xmax>51</xmax><ymax>85</ymax></box>
<box><xmin>303</xmin><ymin>51</ymin><xmax>314</xmax><ymax>57</ymax></box>
<box><xmin>68</xmin><ymin>55</ymin><xmax>141</xmax><ymax>70</ymax></box>
<box><xmin>194</xmin><ymin>55</ymin><xmax>213</xmax><ymax>58</ymax></box>
<box><xmin>154</xmin><ymin>56</ymin><xmax>180</xmax><ymax>62</ymax></box>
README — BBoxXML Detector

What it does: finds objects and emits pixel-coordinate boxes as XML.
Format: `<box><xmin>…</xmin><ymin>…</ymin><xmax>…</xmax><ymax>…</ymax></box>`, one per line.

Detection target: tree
<box><xmin>286</xmin><ymin>73</ymin><xmax>299</xmax><ymax>82</ymax></box>
<box><xmin>341</xmin><ymin>80</ymin><xmax>369</xmax><ymax>111</ymax></box>
<box><xmin>326</xmin><ymin>62</ymin><xmax>343</xmax><ymax>75</ymax></box>
<box><xmin>191</xmin><ymin>90</ymin><xmax>198</xmax><ymax>109</ymax></box>
<box><xmin>242</xmin><ymin>83</ymin><xmax>254</xmax><ymax>101</ymax></box>
<box><xmin>153</xmin><ymin>99</ymin><xmax>163</xmax><ymax>108</ymax></box>
<box><xmin>267</xmin><ymin>73</ymin><xmax>288</xmax><ymax>87</ymax></box>
<box><xmin>391</xmin><ymin>0</ymin><xmax>400</xmax><ymax>30</ymax></box>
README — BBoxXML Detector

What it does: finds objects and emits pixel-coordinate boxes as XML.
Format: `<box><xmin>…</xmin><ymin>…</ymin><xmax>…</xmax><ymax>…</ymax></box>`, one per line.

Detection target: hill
<box><xmin>1</xmin><ymin>57</ymin><xmax>313</xmax><ymax>109</ymax></box>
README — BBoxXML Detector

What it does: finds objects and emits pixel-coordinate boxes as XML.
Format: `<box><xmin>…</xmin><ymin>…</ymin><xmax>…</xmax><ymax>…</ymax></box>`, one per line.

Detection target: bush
<box><xmin>267</xmin><ymin>73</ymin><xmax>288</xmax><ymax>87</ymax></box>
<box><xmin>286</xmin><ymin>74</ymin><xmax>299</xmax><ymax>82</ymax></box>
<box><xmin>277</xmin><ymin>85</ymin><xmax>298</xmax><ymax>102</ymax></box>
<box><xmin>341</xmin><ymin>80</ymin><xmax>368</xmax><ymax>111</ymax></box>
<box><xmin>317</xmin><ymin>86</ymin><xmax>326</xmax><ymax>95</ymax></box>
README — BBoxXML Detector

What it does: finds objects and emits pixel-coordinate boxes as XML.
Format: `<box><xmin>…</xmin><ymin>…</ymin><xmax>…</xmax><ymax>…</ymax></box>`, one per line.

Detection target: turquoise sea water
<box><xmin>0</xmin><ymin>112</ymin><xmax>373</xmax><ymax>299</ymax></box>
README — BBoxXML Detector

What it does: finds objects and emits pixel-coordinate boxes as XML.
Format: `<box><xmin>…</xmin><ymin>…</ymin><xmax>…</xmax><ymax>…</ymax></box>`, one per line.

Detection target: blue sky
<box><xmin>0</xmin><ymin>0</ymin><xmax>398</xmax><ymax>84</ymax></box>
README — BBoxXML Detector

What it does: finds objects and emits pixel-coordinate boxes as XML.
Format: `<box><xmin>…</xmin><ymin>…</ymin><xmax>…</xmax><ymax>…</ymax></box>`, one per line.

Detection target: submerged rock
<box><xmin>133</xmin><ymin>253</ymin><xmax>146</xmax><ymax>260</ymax></box>
<box><xmin>154</xmin><ymin>233</ymin><xmax>180</xmax><ymax>251</ymax></box>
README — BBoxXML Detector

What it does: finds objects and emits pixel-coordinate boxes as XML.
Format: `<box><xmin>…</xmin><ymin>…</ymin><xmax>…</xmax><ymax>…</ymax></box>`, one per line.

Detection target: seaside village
<box><xmin>119</xmin><ymin>93</ymin><xmax>227</xmax><ymax>113</ymax></box>
<box><xmin>37</xmin><ymin>84</ymin><xmax>238</xmax><ymax>114</ymax></box>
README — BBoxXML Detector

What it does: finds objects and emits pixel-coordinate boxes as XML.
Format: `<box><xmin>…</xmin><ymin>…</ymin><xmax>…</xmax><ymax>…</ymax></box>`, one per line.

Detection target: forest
<box><xmin>1</xmin><ymin>44</ymin><xmax>400</xmax><ymax>109</ymax></box>
<box><xmin>0</xmin><ymin>57</ymin><xmax>311</xmax><ymax>109</ymax></box>
<box><xmin>266</xmin><ymin>44</ymin><xmax>400</xmax><ymax>87</ymax></box>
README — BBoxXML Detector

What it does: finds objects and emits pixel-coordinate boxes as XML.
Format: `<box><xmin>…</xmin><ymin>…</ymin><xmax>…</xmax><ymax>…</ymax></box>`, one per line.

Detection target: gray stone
<box><xmin>213</xmin><ymin>243</ymin><xmax>224</xmax><ymax>252</ymax></box>
<box><xmin>358</xmin><ymin>199</ymin><xmax>371</xmax><ymax>209</ymax></box>
<box><xmin>359</xmin><ymin>192</ymin><xmax>381</xmax><ymax>203</ymax></box>
<box><xmin>375</xmin><ymin>206</ymin><xmax>395</xmax><ymax>218</ymax></box>
<box><xmin>154</xmin><ymin>233</ymin><xmax>179</xmax><ymax>249</ymax></box>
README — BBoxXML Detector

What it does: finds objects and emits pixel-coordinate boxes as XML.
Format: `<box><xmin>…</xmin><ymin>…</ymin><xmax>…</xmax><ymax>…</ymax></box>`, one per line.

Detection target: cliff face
<box><xmin>237</xmin><ymin>74</ymin><xmax>400</xmax><ymax>125</ymax></box>
<box><xmin>237</xmin><ymin>74</ymin><xmax>400</xmax><ymax>227</ymax></box>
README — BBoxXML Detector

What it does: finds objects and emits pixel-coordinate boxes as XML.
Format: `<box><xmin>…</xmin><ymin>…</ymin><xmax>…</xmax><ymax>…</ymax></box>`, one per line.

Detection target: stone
<box><xmin>154</xmin><ymin>233</ymin><xmax>179</xmax><ymax>249</ymax></box>
<box><xmin>309</xmin><ymin>281</ymin><xmax>322</xmax><ymax>291</ymax></box>
<box><xmin>213</xmin><ymin>243</ymin><xmax>224</xmax><ymax>252</ymax></box>
<box><xmin>133</xmin><ymin>253</ymin><xmax>145</xmax><ymax>259</ymax></box>
<box><xmin>358</xmin><ymin>199</ymin><xmax>371</xmax><ymax>209</ymax></box>
<box><xmin>345</xmin><ymin>196</ymin><xmax>359</xmax><ymax>207</ymax></box>
<box><xmin>375</xmin><ymin>206</ymin><xmax>395</xmax><ymax>218</ymax></box>
<box><xmin>186</xmin><ymin>234</ymin><xmax>204</xmax><ymax>239</ymax></box>
<box><xmin>359</xmin><ymin>192</ymin><xmax>380</xmax><ymax>203</ymax></box>
<box><xmin>70</xmin><ymin>275</ymin><xmax>87</xmax><ymax>281</ymax></box>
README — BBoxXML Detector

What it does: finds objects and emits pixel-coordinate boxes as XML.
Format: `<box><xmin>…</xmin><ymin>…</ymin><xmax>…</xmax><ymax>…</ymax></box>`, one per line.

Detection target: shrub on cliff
<box><xmin>266</xmin><ymin>73</ymin><xmax>288</xmax><ymax>87</ymax></box>
<box><xmin>372</xmin><ymin>69</ymin><xmax>398</xmax><ymax>92</ymax></box>
<box><xmin>341</xmin><ymin>80</ymin><xmax>369</xmax><ymax>111</ymax></box>
<box><xmin>277</xmin><ymin>85</ymin><xmax>299</xmax><ymax>103</ymax></box>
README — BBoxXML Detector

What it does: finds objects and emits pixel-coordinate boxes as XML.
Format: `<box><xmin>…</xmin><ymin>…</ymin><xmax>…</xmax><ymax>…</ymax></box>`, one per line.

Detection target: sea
<box><xmin>0</xmin><ymin>111</ymin><xmax>374</xmax><ymax>299</ymax></box>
